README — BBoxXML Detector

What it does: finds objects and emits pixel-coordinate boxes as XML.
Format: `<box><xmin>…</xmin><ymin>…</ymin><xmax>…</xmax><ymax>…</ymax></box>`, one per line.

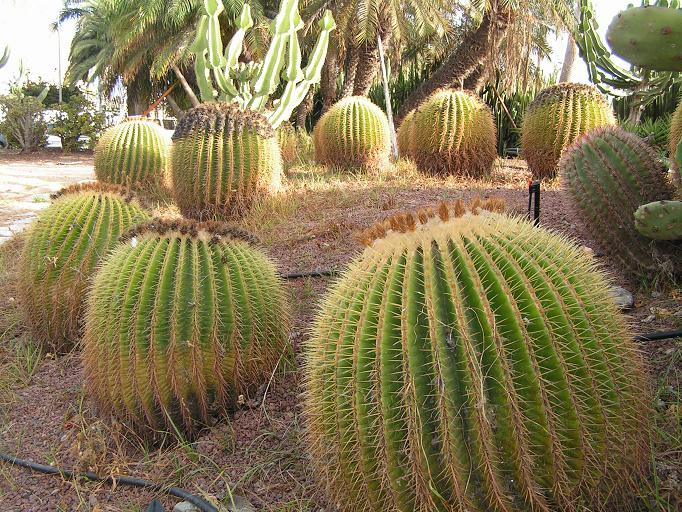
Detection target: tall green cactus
<box><xmin>671</xmin><ymin>100</ymin><xmax>682</xmax><ymax>183</ymax></box>
<box><xmin>171</xmin><ymin>102</ymin><xmax>282</xmax><ymax>218</ymax></box>
<box><xmin>521</xmin><ymin>83</ymin><xmax>616</xmax><ymax>179</ymax></box>
<box><xmin>19</xmin><ymin>183</ymin><xmax>149</xmax><ymax>353</ymax></box>
<box><xmin>304</xmin><ymin>203</ymin><xmax>650</xmax><ymax>512</ymax></box>
<box><xmin>83</xmin><ymin>219</ymin><xmax>290</xmax><ymax>435</ymax></box>
<box><xmin>94</xmin><ymin>117</ymin><xmax>170</xmax><ymax>187</ymax></box>
<box><xmin>313</xmin><ymin>96</ymin><xmax>391</xmax><ymax>169</ymax></box>
<box><xmin>560</xmin><ymin>127</ymin><xmax>677</xmax><ymax>276</ymax></box>
<box><xmin>635</xmin><ymin>200</ymin><xmax>682</xmax><ymax>240</ymax></box>
<box><xmin>410</xmin><ymin>89</ymin><xmax>497</xmax><ymax>177</ymax></box>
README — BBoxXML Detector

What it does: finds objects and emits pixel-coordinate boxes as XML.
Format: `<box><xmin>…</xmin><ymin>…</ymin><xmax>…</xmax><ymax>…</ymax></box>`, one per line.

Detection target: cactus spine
<box><xmin>313</xmin><ymin>96</ymin><xmax>391</xmax><ymax>169</ymax></box>
<box><xmin>522</xmin><ymin>83</ymin><xmax>616</xmax><ymax>179</ymax></box>
<box><xmin>83</xmin><ymin>219</ymin><xmax>290</xmax><ymax>435</ymax></box>
<box><xmin>19</xmin><ymin>184</ymin><xmax>149</xmax><ymax>353</ymax></box>
<box><xmin>94</xmin><ymin>118</ymin><xmax>170</xmax><ymax>186</ymax></box>
<box><xmin>410</xmin><ymin>89</ymin><xmax>497</xmax><ymax>177</ymax></box>
<box><xmin>606</xmin><ymin>6</ymin><xmax>682</xmax><ymax>73</ymax></box>
<box><xmin>560</xmin><ymin>127</ymin><xmax>677</xmax><ymax>276</ymax></box>
<box><xmin>635</xmin><ymin>200</ymin><xmax>682</xmax><ymax>240</ymax></box>
<box><xmin>304</xmin><ymin>204</ymin><xmax>649</xmax><ymax>512</ymax></box>
<box><xmin>396</xmin><ymin>109</ymin><xmax>415</xmax><ymax>159</ymax></box>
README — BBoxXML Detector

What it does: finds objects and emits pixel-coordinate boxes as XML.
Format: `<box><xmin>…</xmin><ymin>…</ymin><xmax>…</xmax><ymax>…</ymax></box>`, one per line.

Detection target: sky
<box><xmin>0</xmin><ymin>0</ymin><xmax>634</xmax><ymax>94</ymax></box>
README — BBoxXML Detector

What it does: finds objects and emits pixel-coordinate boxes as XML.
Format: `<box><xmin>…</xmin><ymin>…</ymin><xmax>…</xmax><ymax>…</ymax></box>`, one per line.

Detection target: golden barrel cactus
<box><xmin>396</xmin><ymin>110</ymin><xmax>415</xmax><ymax>159</ymax></box>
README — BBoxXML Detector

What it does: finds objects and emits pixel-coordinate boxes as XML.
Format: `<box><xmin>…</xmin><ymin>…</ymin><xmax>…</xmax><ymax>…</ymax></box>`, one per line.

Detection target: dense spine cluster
<box><xmin>170</xmin><ymin>102</ymin><xmax>282</xmax><ymax>218</ymax></box>
<box><xmin>94</xmin><ymin>118</ymin><xmax>170</xmax><ymax>186</ymax></box>
<box><xmin>396</xmin><ymin>110</ymin><xmax>415</xmax><ymax>159</ymax></box>
<box><xmin>313</xmin><ymin>96</ymin><xmax>391</xmax><ymax>169</ymax></box>
<box><xmin>19</xmin><ymin>184</ymin><xmax>149</xmax><ymax>353</ymax></box>
<box><xmin>304</xmin><ymin>204</ymin><xmax>650</xmax><ymax>512</ymax></box>
<box><xmin>82</xmin><ymin>219</ymin><xmax>290</xmax><ymax>435</ymax></box>
<box><xmin>410</xmin><ymin>89</ymin><xmax>497</xmax><ymax>177</ymax></box>
<box><xmin>670</xmin><ymin>100</ymin><xmax>682</xmax><ymax>184</ymax></box>
<box><xmin>521</xmin><ymin>83</ymin><xmax>616</xmax><ymax>179</ymax></box>
<box><xmin>560</xmin><ymin>127</ymin><xmax>677</xmax><ymax>276</ymax></box>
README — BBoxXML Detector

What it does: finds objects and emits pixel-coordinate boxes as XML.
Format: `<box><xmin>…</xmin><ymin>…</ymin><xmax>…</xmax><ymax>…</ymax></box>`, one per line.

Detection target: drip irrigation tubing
<box><xmin>0</xmin><ymin>452</ymin><xmax>218</xmax><ymax>512</ymax></box>
<box><xmin>280</xmin><ymin>268</ymin><xmax>340</xmax><ymax>279</ymax></box>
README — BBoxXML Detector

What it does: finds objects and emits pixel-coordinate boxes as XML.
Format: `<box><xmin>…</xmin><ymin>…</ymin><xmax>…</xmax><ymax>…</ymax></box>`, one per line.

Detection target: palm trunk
<box><xmin>559</xmin><ymin>2</ymin><xmax>581</xmax><ymax>83</ymax></box>
<box><xmin>352</xmin><ymin>15</ymin><xmax>391</xmax><ymax>97</ymax></box>
<box><xmin>397</xmin><ymin>4</ymin><xmax>512</xmax><ymax>121</ymax></box>
<box><xmin>462</xmin><ymin>64</ymin><xmax>486</xmax><ymax>92</ymax></box>
<box><xmin>167</xmin><ymin>96</ymin><xmax>185</xmax><ymax>120</ymax></box>
<box><xmin>320</xmin><ymin>46</ymin><xmax>339</xmax><ymax>113</ymax></box>
<box><xmin>295</xmin><ymin>90</ymin><xmax>313</xmax><ymax>129</ymax></box>
<box><xmin>341</xmin><ymin>46</ymin><xmax>359</xmax><ymax>98</ymax></box>
<box><xmin>173</xmin><ymin>64</ymin><xmax>200</xmax><ymax>107</ymax></box>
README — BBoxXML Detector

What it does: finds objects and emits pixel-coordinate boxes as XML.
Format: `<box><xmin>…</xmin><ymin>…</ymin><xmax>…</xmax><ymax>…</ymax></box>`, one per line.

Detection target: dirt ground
<box><xmin>0</xmin><ymin>153</ymin><xmax>680</xmax><ymax>511</ymax></box>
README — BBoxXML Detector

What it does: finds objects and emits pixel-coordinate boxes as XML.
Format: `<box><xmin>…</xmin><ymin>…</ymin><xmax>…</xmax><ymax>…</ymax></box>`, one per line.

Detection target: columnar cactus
<box><xmin>606</xmin><ymin>6</ymin><xmax>682</xmax><ymax>72</ymax></box>
<box><xmin>313</xmin><ymin>96</ymin><xmax>391</xmax><ymax>169</ymax></box>
<box><xmin>396</xmin><ymin>109</ymin><xmax>415</xmax><ymax>159</ymax></box>
<box><xmin>94</xmin><ymin>117</ymin><xmax>170</xmax><ymax>187</ymax></box>
<box><xmin>410</xmin><ymin>89</ymin><xmax>497</xmax><ymax>177</ymax></box>
<box><xmin>521</xmin><ymin>83</ymin><xmax>616</xmax><ymax>179</ymax></box>
<box><xmin>19</xmin><ymin>183</ymin><xmax>149</xmax><ymax>353</ymax></box>
<box><xmin>670</xmin><ymin>100</ymin><xmax>682</xmax><ymax>183</ymax></box>
<box><xmin>304</xmin><ymin>202</ymin><xmax>650</xmax><ymax>512</ymax></box>
<box><xmin>171</xmin><ymin>102</ymin><xmax>282</xmax><ymax>218</ymax></box>
<box><xmin>635</xmin><ymin>200</ymin><xmax>682</xmax><ymax>241</ymax></box>
<box><xmin>560</xmin><ymin>127</ymin><xmax>677</xmax><ymax>276</ymax></box>
<box><xmin>82</xmin><ymin>219</ymin><xmax>290</xmax><ymax>435</ymax></box>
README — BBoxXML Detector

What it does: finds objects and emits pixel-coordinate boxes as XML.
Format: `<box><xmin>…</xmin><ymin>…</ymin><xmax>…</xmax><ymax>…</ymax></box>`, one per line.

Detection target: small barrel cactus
<box><xmin>410</xmin><ymin>89</ymin><xmax>497</xmax><ymax>177</ymax></box>
<box><xmin>313</xmin><ymin>96</ymin><xmax>391</xmax><ymax>169</ymax></box>
<box><xmin>19</xmin><ymin>183</ymin><xmax>149</xmax><ymax>353</ymax></box>
<box><xmin>635</xmin><ymin>200</ymin><xmax>682</xmax><ymax>241</ymax></box>
<box><xmin>396</xmin><ymin>110</ymin><xmax>415</xmax><ymax>159</ymax></box>
<box><xmin>670</xmin><ymin>100</ymin><xmax>682</xmax><ymax>184</ymax></box>
<box><xmin>94</xmin><ymin>117</ymin><xmax>170</xmax><ymax>186</ymax></box>
<box><xmin>560</xmin><ymin>127</ymin><xmax>677</xmax><ymax>276</ymax></box>
<box><xmin>170</xmin><ymin>102</ymin><xmax>282</xmax><ymax>218</ymax></box>
<box><xmin>82</xmin><ymin>219</ymin><xmax>290</xmax><ymax>435</ymax></box>
<box><xmin>606</xmin><ymin>6</ymin><xmax>682</xmax><ymax>72</ymax></box>
<box><xmin>521</xmin><ymin>83</ymin><xmax>616</xmax><ymax>179</ymax></box>
<box><xmin>304</xmin><ymin>202</ymin><xmax>649</xmax><ymax>512</ymax></box>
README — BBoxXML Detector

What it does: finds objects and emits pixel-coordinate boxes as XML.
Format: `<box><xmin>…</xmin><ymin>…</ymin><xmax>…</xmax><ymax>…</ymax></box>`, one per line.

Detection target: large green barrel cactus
<box><xmin>521</xmin><ymin>83</ymin><xmax>616</xmax><ymax>179</ymax></box>
<box><xmin>171</xmin><ymin>102</ymin><xmax>282</xmax><ymax>218</ymax></box>
<box><xmin>304</xmin><ymin>203</ymin><xmax>649</xmax><ymax>512</ymax></box>
<box><xmin>94</xmin><ymin>117</ymin><xmax>170</xmax><ymax>186</ymax></box>
<box><xmin>19</xmin><ymin>183</ymin><xmax>149</xmax><ymax>353</ymax></box>
<box><xmin>313</xmin><ymin>96</ymin><xmax>391</xmax><ymax>169</ymax></box>
<box><xmin>410</xmin><ymin>89</ymin><xmax>497</xmax><ymax>177</ymax></box>
<box><xmin>560</xmin><ymin>127</ymin><xmax>677</xmax><ymax>276</ymax></box>
<box><xmin>396</xmin><ymin>110</ymin><xmax>415</xmax><ymax>159</ymax></box>
<box><xmin>82</xmin><ymin>219</ymin><xmax>290</xmax><ymax>435</ymax></box>
<box><xmin>670</xmin><ymin>100</ymin><xmax>682</xmax><ymax>183</ymax></box>
<box><xmin>635</xmin><ymin>200</ymin><xmax>682</xmax><ymax>241</ymax></box>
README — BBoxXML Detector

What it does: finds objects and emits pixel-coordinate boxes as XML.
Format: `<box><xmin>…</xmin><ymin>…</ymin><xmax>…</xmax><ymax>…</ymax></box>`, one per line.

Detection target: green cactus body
<box><xmin>19</xmin><ymin>184</ymin><xmax>149</xmax><ymax>353</ymax></box>
<box><xmin>521</xmin><ymin>83</ymin><xmax>616</xmax><ymax>179</ymax></box>
<box><xmin>410</xmin><ymin>89</ymin><xmax>497</xmax><ymax>177</ymax></box>
<box><xmin>83</xmin><ymin>219</ymin><xmax>290</xmax><ymax>435</ymax></box>
<box><xmin>94</xmin><ymin>118</ymin><xmax>170</xmax><ymax>186</ymax></box>
<box><xmin>396</xmin><ymin>110</ymin><xmax>415</xmax><ymax>159</ymax></box>
<box><xmin>670</xmin><ymin>100</ymin><xmax>682</xmax><ymax>183</ymax></box>
<box><xmin>606</xmin><ymin>6</ymin><xmax>682</xmax><ymax>72</ymax></box>
<box><xmin>313</xmin><ymin>96</ymin><xmax>391</xmax><ymax>169</ymax></box>
<box><xmin>635</xmin><ymin>200</ymin><xmax>682</xmax><ymax>241</ymax></box>
<box><xmin>304</xmin><ymin>205</ymin><xmax>649</xmax><ymax>512</ymax></box>
<box><xmin>560</xmin><ymin>127</ymin><xmax>677</xmax><ymax>276</ymax></box>
<box><xmin>170</xmin><ymin>102</ymin><xmax>282</xmax><ymax>218</ymax></box>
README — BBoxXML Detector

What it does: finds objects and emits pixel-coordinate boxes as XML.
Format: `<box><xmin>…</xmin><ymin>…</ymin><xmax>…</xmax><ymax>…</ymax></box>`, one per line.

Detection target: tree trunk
<box><xmin>295</xmin><ymin>89</ymin><xmax>313</xmax><ymax>129</ymax></box>
<box><xmin>341</xmin><ymin>46</ymin><xmax>359</xmax><ymax>98</ymax></box>
<box><xmin>462</xmin><ymin>64</ymin><xmax>486</xmax><ymax>92</ymax></box>
<box><xmin>173</xmin><ymin>64</ymin><xmax>200</xmax><ymax>107</ymax></box>
<box><xmin>397</xmin><ymin>4</ymin><xmax>512</xmax><ymax>121</ymax></box>
<box><xmin>320</xmin><ymin>46</ymin><xmax>339</xmax><ymax>113</ymax></box>
<box><xmin>559</xmin><ymin>2</ymin><xmax>581</xmax><ymax>83</ymax></box>
<box><xmin>166</xmin><ymin>95</ymin><xmax>185</xmax><ymax>120</ymax></box>
<box><xmin>352</xmin><ymin>15</ymin><xmax>391</xmax><ymax>96</ymax></box>
<box><xmin>126</xmin><ymin>86</ymin><xmax>146</xmax><ymax>116</ymax></box>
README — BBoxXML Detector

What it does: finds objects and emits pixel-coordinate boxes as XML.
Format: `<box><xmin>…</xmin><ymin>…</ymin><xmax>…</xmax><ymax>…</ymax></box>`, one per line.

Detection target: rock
<box><xmin>226</xmin><ymin>495</ymin><xmax>255</xmax><ymax>512</ymax></box>
<box><xmin>673</xmin><ymin>309</ymin><xmax>682</xmax><ymax>318</ymax></box>
<box><xmin>609</xmin><ymin>286</ymin><xmax>634</xmax><ymax>311</ymax></box>
<box><xmin>173</xmin><ymin>502</ymin><xmax>198</xmax><ymax>512</ymax></box>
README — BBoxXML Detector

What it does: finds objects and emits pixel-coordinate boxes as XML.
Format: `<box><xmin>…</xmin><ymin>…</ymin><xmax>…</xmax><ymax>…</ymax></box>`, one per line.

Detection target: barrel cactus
<box><xmin>304</xmin><ymin>202</ymin><xmax>649</xmax><ymax>512</ymax></box>
<box><xmin>313</xmin><ymin>96</ymin><xmax>391</xmax><ymax>169</ymax></box>
<box><xmin>671</xmin><ymin>100</ymin><xmax>682</xmax><ymax>184</ymax></box>
<box><xmin>396</xmin><ymin>110</ymin><xmax>415</xmax><ymax>159</ymax></box>
<box><xmin>521</xmin><ymin>83</ymin><xmax>616</xmax><ymax>179</ymax></box>
<box><xmin>94</xmin><ymin>117</ymin><xmax>170</xmax><ymax>187</ymax></box>
<box><xmin>560</xmin><ymin>127</ymin><xmax>677</xmax><ymax>276</ymax></box>
<box><xmin>83</xmin><ymin>219</ymin><xmax>290</xmax><ymax>435</ymax></box>
<box><xmin>19</xmin><ymin>183</ymin><xmax>149</xmax><ymax>353</ymax></box>
<box><xmin>635</xmin><ymin>200</ymin><xmax>682</xmax><ymax>241</ymax></box>
<box><xmin>408</xmin><ymin>89</ymin><xmax>496</xmax><ymax>177</ymax></box>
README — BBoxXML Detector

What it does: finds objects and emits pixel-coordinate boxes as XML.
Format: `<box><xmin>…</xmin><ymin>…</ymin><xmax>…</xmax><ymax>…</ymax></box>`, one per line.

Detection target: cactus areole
<box><xmin>304</xmin><ymin>203</ymin><xmax>650</xmax><ymax>512</ymax></box>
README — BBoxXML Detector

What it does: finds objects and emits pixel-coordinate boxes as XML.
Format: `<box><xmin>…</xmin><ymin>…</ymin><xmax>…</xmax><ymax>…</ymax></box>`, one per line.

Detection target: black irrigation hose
<box><xmin>635</xmin><ymin>329</ymin><xmax>682</xmax><ymax>342</ymax></box>
<box><xmin>280</xmin><ymin>269</ymin><xmax>340</xmax><ymax>279</ymax></box>
<box><xmin>0</xmin><ymin>452</ymin><xmax>218</xmax><ymax>512</ymax></box>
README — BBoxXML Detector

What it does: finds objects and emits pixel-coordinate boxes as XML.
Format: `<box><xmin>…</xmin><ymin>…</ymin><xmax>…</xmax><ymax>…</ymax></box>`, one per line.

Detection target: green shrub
<box><xmin>52</xmin><ymin>92</ymin><xmax>106</xmax><ymax>152</ymax></box>
<box><xmin>0</xmin><ymin>95</ymin><xmax>46</xmax><ymax>151</ymax></box>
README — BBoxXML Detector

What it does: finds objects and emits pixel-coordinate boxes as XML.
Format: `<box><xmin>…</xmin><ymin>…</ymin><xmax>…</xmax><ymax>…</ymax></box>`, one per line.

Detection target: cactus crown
<box><xmin>192</xmin><ymin>0</ymin><xmax>335</xmax><ymax>128</ymax></box>
<box><xmin>172</xmin><ymin>102</ymin><xmax>274</xmax><ymax>140</ymax></box>
<box><xmin>50</xmin><ymin>181</ymin><xmax>135</xmax><ymax>201</ymax></box>
<box><xmin>529</xmin><ymin>83</ymin><xmax>608</xmax><ymax>111</ymax></box>
<box><xmin>121</xmin><ymin>218</ymin><xmax>259</xmax><ymax>245</ymax></box>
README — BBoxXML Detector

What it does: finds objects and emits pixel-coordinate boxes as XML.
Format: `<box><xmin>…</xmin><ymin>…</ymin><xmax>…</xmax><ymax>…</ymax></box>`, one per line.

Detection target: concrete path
<box><xmin>0</xmin><ymin>152</ymin><xmax>94</xmax><ymax>243</ymax></box>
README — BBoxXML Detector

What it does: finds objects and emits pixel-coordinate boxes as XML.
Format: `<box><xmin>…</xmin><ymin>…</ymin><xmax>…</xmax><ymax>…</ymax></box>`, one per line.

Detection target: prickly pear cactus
<box><xmin>635</xmin><ymin>200</ymin><xmax>682</xmax><ymax>241</ymax></box>
<box><xmin>170</xmin><ymin>102</ymin><xmax>282</xmax><ymax>218</ymax></box>
<box><xmin>83</xmin><ymin>219</ymin><xmax>290</xmax><ymax>435</ymax></box>
<box><xmin>19</xmin><ymin>183</ymin><xmax>149</xmax><ymax>353</ymax></box>
<box><xmin>396</xmin><ymin>110</ymin><xmax>415</xmax><ymax>159</ymax></box>
<box><xmin>670</xmin><ymin>100</ymin><xmax>682</xmax><ymax>184</ymax></box>
<box><xmin>94</xmin><ymin>118</ymin><xmax>170</xmax><ymax>186</ymax></box>
<box><xmin>304</xmin><ymin>202</ymin><xmax>650</xmax><ymax>512</ymax></box>
<box><xmin>313</xmin><ymin>96</ymin><xmax>391</xmax><ymax>169</ymax></box>
<box><xmin>606</xmin><ymin>6</ymin><xmax>682</xmax><ymax>72</ymax></box>
<box><xmin>560</xmin><ymin>127</ymin><xmax>677</xmax><ymax>276</ymax></box>
<box><xmin>521</xmin><ymin>83</ymin><xmax>616</xmax><ymax>179</ymax></box>
<box><xmin>411</xmin><ymin>89</ymin><xmax>497</xmax><ymax>177</ymax></box>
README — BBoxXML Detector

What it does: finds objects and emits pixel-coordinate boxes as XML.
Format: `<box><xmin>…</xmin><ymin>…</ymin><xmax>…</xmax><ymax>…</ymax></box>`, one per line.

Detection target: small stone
<box><xmin>609</xmin><ymin>286</ymin><xmax>634</xmax><ymax>311</ymax></box>
<box><xmin>173</xmin><ymin>502</ymin><xmax>200</xmax><ymax>512</ymax></box>
<box><xmin>642</xmin><ymin>314</ymin><xmax>656</xmax><ymax>323</ymax></box>
<box><xmin>226</xmin><ymin>496</ymin><xmax>255</xmax><ymax>512</ymax></box>
<box><xmin>673</xmin><ymin>309</ymin><xmax>682</xmax><ymax>318</ymax></box>
<box><xmin>652</xmin><ymin>291</ymin><xmax>662</xmax><ymax>299</ymax></box>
